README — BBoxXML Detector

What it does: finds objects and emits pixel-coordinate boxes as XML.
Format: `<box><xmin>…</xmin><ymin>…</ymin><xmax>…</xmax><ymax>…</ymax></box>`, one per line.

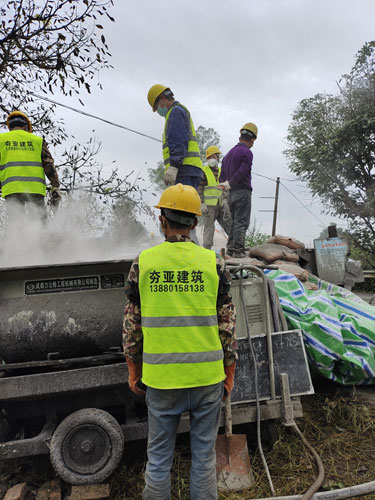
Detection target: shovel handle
<box><xmin>225</xmin><ymin>396</ymin><xmax>232</xmax><ymax>437</ymax></box>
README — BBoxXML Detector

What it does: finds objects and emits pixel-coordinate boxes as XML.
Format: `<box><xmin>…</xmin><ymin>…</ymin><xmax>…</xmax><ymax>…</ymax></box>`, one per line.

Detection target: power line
<box><xmin>252</xmin><ymin>171</ymin><xmax>276</xmax><ymax>182</ymax></box>
<box><xmin>254</xmin><ymin>171</ymin><xmax>326</xmax><ymax>225</ymax></box>
<box><xmin>29</xmin><ymin>92</ymin><xmax>162</xmax><ymax>144</ymax></box>
<box><xmin>279</xmin><ymin>180</ymin><xmax>326</xmax><ymax>226</ymax></box>
<box><xmin>26</xmin><ymin>93</ymin><xmax>338</xmax><ymax>228</ymax></box>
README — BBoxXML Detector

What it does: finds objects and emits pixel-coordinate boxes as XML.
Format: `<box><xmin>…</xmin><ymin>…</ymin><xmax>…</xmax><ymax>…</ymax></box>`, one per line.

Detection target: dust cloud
<box><xmin>0</xmin><ymin>194</ymin><xmax>160</xmax><ymax>268</ymax></box>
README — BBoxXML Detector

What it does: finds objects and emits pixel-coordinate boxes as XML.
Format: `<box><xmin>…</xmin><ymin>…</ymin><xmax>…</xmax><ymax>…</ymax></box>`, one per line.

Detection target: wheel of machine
<box><xmin>50</xmin><ymin>408</ymin><xmax>124</xmax><ymax>485</ymax></box>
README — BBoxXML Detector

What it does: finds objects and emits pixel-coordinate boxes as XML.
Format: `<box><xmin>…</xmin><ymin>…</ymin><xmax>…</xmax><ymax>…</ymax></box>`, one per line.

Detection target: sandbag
<box><xmin>267</xmin><ymin>235</ymin><xmax>305</xmax><ymax>250</ymax></box>
<box><xmin>273</xmin><ymin>260</ymin><xmax>309</xmax><ymax>281</ymax></box>
<box><xmin>226</xmin><ymin>256</ymin><xmax>268</xmax><ymax>268</ymax></box>
<box><xmin>249</xmin><ymin>243</ymin><xmax>299</xmax><ymax>263</ymax></box>
<box><xmin>303</xmin><ymin>281</ymin><xmax>319</xmax><ymax>291</ymax></box>
<box><xmin>247</xmin><ymin>257</ymin><xmax>267</xmax><ymax>267</ymax></box>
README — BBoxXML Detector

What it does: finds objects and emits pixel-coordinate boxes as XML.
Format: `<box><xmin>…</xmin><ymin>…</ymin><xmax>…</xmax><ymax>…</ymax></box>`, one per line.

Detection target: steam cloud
<box><xmin>0</xmin><ymin>193</ymin><xmax>157</xmax><ymax>268</ymax></box>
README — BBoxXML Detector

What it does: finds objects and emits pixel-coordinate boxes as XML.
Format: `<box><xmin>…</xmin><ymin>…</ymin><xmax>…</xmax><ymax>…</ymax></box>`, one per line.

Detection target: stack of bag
<box><xmin>248</xmin><ymin>235</ymin><xmax>318</xmax><ymax>290</ymax></box>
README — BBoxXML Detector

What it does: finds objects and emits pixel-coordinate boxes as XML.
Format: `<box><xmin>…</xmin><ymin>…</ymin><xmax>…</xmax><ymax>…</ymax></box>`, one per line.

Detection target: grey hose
<box><xmin>233</xmin><ymin>264</ymin><xmax>326</xmax><ymax>499</ymax></box>
<box><xmin>292</xmin><ymin>422</ymin><xmax>325</xmax><ymax>500</ymax></box>
<box><xmin>239</xmin><ymin>269</ymin><xmax>276</xmax><ymax>496</ymax></box>
<box><xmin>268</xmin><ymin>280</ymin><xmax>281</xmax><ymax>332</ymax></box>
<box><xmin>252</xmin><ymin>479</ymin><xmax>375</xmax><ymax>500</ymax></box>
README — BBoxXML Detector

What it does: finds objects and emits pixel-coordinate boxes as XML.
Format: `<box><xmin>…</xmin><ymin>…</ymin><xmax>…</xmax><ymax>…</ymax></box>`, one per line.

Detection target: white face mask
<box><xmin>207</xmin><ymin>158</ymin><xmax>218</xmax><ymax>167</ymax></box>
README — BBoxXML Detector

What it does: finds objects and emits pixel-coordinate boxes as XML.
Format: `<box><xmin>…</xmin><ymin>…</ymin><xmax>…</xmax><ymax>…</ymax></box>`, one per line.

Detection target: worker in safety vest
<box><xmin>147</xmin><ymin>84</ymin><xmax>203</xmax><ymax>189</ymax></box>
<box><xmin>123</xmin><ymin>183</ymin><xmax>237</xmax><ymax>499</ymax></box>
<box><xmin>220</xmin><ymin>122</ymin><xmax>257</xmax><ymax>258</ymax></box>
<box><xmin>198</xmin><ymin>145</ymin><xmax>233</xmax><ymax>251</ymax></box>
<box><xmin>0</xmin><ymin>111</ymin><xmax>61</xmax><ymax>226</ymax></box>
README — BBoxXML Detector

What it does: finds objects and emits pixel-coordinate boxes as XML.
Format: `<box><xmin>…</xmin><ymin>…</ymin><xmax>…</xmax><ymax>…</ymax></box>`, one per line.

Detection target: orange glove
<box><xmin>126</xmin><ymin>357</ymin><xmax>145</xmax><ymax>396</ymax></box>
<box><xmin>223</xmin><ymin>362</ymin><xmax>236</xmax><ymax>400</ymax></box>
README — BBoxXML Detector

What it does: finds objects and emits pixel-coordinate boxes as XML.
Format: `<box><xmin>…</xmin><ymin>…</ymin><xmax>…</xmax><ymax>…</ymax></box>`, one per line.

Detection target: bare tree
<box><xmin>0</xmin><ymin>2</ymin><xmax>151</xmax><ymax>233</ymax></box>
<box><xmin>0</xmin><ymin>0</ymin><xmax>114</xmax><ymax>144</ymax></box>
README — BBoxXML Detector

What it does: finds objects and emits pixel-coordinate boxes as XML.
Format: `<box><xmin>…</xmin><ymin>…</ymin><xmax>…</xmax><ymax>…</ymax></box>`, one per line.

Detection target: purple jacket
<box><xmin>219</xmin><ymin>142</ymin><xmax>253</xmax><ymax>191</ymax></box>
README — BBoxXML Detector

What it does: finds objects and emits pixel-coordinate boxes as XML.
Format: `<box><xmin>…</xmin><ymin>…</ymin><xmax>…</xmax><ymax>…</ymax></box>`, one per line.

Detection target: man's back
<box><xmin>0</xmin><ymin>129</ymin><xmax>45</xmax><ymax>198</ymax></box>
<box><xmin>138</xmin><ymin>239</ymin><xmax>225</xmax><ymax>390</ymax></box>
<box><xmin>221</xmin><ymin>142</ymin><xmax>253</xmax><ymax>191</ymax></box>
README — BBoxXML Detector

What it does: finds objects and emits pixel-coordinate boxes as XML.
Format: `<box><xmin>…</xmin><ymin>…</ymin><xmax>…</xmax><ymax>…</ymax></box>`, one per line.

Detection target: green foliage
<box><xmin>148</xmin><ymin>161</ymin><xmax>165</xmax><ymax>192</ymax></box>
<box><xmin>148</xmin><ymin>125</ymin><xmax>221</xmax><ymax>190</ymax></box>
<box><xmin>285</xmin><ymin>41</ymin><xmax>375</xmax><ymax>267</ymax></box>
<box><xmin>245</xmin><ymin>224</ymin><xmax>270</xmax><ymax>248</ymax></box>
<box><xmin>195</xmin><ymin>125</ymin><xmax>221</xmax><ymax>161</ymax></box>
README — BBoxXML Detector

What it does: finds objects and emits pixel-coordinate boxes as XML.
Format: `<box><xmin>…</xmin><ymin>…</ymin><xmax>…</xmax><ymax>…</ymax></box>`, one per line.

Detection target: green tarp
<box><xmin>264</xmin><ymin>269</ymin><xmax>375</xmax><ymax>385</ymax></box>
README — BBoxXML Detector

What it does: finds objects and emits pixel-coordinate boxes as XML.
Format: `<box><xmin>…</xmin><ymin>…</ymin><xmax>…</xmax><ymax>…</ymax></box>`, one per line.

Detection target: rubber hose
<box><xmin>291</xmin><ymin>423</ymin><xmax>324</xmax><ymax>500</ymax></box>
<box><xmin>268</xmin><ymin>280</ymin><xmax>280</xmax><ymax>332</ymax></box>
<box><xmin>251</xmin><ymin>479</ymin><xmax>375</xmax><ymax>500</ymax></box>
<box><xmin>239</xmin><ymin>270</ymin><xmax>276</xmax><ymax>496</ymax></box>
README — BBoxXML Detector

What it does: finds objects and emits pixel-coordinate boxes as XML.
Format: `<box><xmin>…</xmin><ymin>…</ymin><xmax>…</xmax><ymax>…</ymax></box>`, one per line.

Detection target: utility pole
<box><xmin>259</xmin><ymin>176</ymin><xmax>281</xmax><ymax>236</ymax></box>
<box><xmin>272</xmin><ymin>177</ymin><xmax>280</xmax><ymax>236</ymax></box>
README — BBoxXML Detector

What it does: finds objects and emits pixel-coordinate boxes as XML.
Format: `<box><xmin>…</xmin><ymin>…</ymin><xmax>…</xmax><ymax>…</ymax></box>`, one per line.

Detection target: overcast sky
<box><xmin>49</xmin><ymin>0</ymin><xmax>375</xmax><ymax>246</ymax></box>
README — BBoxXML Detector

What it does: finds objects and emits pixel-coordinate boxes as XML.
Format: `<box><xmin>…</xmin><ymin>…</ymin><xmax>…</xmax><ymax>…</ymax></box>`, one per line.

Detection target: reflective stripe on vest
<box><xmin>162</xmin><ymin>103</ymin><xmax>203</xmax><ymax>172</ymax></box>
<box><xmin>202</xmin><ymin>165</ymin><xmax>223</xmax><ymax>206</ymax></box>
<box><xmin>0</xmin><ymin>131</ymin><xmax>45</xmax><ymax>198</ymax></box>
<box><xmin>143</xmin><ymin>350</ymin><xmax>224</xmax><ymax>365</ymax></box>
<box><xmin>138</xmin><ymin>241</ymin><xmax>225</xmax><ymax>389</ymax></box>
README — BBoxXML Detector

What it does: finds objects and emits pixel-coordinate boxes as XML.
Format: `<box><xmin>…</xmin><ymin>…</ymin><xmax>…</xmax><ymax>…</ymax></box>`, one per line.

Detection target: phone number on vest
<box><xmin>148</xmin><ymin>270</ymin><xmax>205</xmax><ymax>293</ymax></box>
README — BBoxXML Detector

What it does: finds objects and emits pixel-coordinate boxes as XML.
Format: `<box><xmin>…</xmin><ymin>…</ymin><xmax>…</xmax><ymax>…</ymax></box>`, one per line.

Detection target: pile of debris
<box><xmin>229</xmin><ymin>234</ymin><xmax>319</xmax><ymax>289</ymax></box>
<box><xmin>229</xmin><ymin>233</ymin><xmax>364</xmax><ymax>292</ymax></box>
<box><xmin>249</xmin><ymin>235</ymin><xmax>309</xmax><ymax>278</ymax></box>
<box><xmin>0</xmin><ymin>481</ymin><xmax>110</xmax><ymax>500</ymax></box>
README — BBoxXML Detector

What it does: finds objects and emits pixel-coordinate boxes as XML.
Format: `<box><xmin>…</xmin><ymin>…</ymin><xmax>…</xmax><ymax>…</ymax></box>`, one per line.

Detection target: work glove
<box><xmin>126</xmin><ymin>357</ymin><xmax>145</xmax><ymax>396</ymax></box>
<box><xmin>223</xmin><ymin>362</ymin><xmax>236</xmax><ymax>400</ymax></box>
<box><xmin>219</xmin><ymin>180</ymin><xmax>231</xmax><ymax>191</ymax></box>
<box><xmin>50</xmin><ymin>186</ymin><xmax>62</xmax><ymax>207</ymax></box>
<box><xmin>201</xmin><ymin>202</ymin><xmax>208</xmax><ymax>216</ymax></box>
<box><xmin>164</xmin><ymin>166</ymin><xmax>178</xmax><ymax>186</ymax></box>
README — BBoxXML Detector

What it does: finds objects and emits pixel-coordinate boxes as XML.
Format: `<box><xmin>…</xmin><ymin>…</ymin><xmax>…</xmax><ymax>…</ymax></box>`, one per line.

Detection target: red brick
<box><xmin>3</xmin><ymin>483</ymin><xmax>28</xmax><ymax>500</ymax></box>
<box><xmin>49</xmin><ymin>480</ymin><xmax>61</xmax><ymax>500</ymax></box>
<box><xmin>35</xmin><ymin>480</ymin><xmax>61</xmax><ymax>500</ymax></box>
<box><xmin>67</xmin><ymin>484</ymin><xmax>110</xmax><ymax>500</ymax></box>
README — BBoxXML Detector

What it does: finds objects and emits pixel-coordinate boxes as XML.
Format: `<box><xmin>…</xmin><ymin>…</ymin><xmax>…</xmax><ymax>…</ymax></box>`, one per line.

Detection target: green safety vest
<box><xmin>162</xmin><ymin>103</ymin><xmax>203</xmax><ymax>172</ymax></box>
<box><xmin>0</xmin><ymin>130</ymin><xmax>45</xmax><ymax>198</ymax></box>
<box><xmin>202</xmin><ymin>165</ymin><xmax>223</xmax><ymax>206</ymax></box>
<box><xmin>138</xmin><ymin>241</ymin><xmax>225</xmax><ymax>389</ymax></box>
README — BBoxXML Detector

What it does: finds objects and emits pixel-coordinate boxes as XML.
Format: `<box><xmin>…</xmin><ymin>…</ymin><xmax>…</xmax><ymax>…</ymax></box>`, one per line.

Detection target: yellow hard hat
<box><xmin>147</xmin><ymin>84</ymin><xmax>170</xmax><ymax>111</ymax></box>
<box><xmin>206</xmin><ymin>145</ymin><xmax>222</xmax><ymax>159</ymax></box>
<box><xmin>156</xmin><ymin>183</ymin><xmax>202</xmax><ymax>216</ymax></box>
<box><xmin>6</xmin><ymin>111</ymin><xmax>32</xmax><ymax>133</ymax></box>
<box><xmin>240</xmin><ymin>122</ymin><xmax>258</xmax><ymax>139</ymax></box>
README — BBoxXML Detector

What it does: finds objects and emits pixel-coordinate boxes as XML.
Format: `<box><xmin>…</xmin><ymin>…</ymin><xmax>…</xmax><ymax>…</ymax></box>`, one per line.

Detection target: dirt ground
<box><xmin>2</xmin><ymin>379</ymin><xmax>375</xmax><ymax>499</ymax></box>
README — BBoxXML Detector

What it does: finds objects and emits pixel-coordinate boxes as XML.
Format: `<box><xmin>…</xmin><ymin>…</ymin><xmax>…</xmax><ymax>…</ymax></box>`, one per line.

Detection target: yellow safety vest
<box><xmin>202</xmin><ymin>165</ymin><xmax>223</xmax><ymax>206</ymax></box>
<box><xmin>0</xmin><ymin>130</ymin><xmax>45</xmax><ymax>198</ymax></box>
<box><xmin>138</xmin><ymin>241</ymin><xmax>225</xmax><ymax>389</ymax></box>
<box><xmin>162</xmin><ymin>103</ymin><xmax>203</xmax><ymax>172</ymax></box>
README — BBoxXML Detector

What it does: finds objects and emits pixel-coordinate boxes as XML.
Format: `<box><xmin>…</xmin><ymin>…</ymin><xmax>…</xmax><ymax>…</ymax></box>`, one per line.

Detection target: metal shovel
<box><xmin>215</xmin><ymin>396</ymin><xmax>253</xmax><ymax>491</ymax></box>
